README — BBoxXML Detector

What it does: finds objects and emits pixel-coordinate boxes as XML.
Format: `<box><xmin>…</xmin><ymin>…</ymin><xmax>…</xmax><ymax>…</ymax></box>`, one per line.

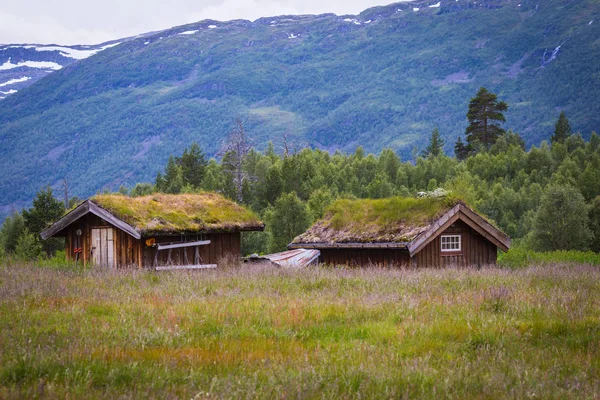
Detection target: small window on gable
<box><xmin>441</xmin><ymin>235</ymin><xmax>461</xmax><ymax>252</ymax></box>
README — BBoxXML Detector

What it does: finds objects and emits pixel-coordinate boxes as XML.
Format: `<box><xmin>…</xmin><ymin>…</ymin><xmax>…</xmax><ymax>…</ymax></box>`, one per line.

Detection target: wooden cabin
<box><xmin>288</xmin><ymin>197</ymin><xmax>510</xmax><ymax>268</ymax></box>
<box><xmin>40</xmin><ymin>193</ymin><xmax>264</xmax><ymax>269</ymax></box>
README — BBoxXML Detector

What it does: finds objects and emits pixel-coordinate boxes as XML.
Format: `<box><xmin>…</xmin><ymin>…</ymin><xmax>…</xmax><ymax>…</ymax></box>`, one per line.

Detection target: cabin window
<box><xmin>441</xmin><ymin>235</ymin><xmax>461</xmax><ymax>252</ymax></box>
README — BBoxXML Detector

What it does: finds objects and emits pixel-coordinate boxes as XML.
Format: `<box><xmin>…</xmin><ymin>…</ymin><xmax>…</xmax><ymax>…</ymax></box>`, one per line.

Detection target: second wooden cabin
<box><xmin>288</xmin><ymin>196</ymin><xmax>510</xmax><ymax>268</ymax></box>
<box><xmin>41</xmin><ymin>193</ymin><xmax>264</xmax><ymax>269</ymax></box>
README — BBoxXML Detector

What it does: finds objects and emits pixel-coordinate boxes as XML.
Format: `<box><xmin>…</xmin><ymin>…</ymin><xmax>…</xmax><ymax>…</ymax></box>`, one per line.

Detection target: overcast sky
<box><xmin>1</xmin><ymin>0</ymin><xmax>400</xmax><ymax>45</ymax></box>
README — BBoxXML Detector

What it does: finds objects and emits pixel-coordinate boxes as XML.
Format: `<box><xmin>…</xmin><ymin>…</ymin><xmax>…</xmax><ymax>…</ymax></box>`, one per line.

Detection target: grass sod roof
<box><xmin>91</xmin><ymin>193</ymin><xmax>264</xmax><ymax>234</ymax></box>
<box><xmin>291</xmin><ymin>196</ymin><xmax>460</xmax><ymax>245</ymax></box>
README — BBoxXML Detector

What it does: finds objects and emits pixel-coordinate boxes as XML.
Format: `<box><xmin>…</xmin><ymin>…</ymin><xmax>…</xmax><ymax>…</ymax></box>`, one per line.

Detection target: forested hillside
<box><xmin>1</xmin><ymin>0</ymin><xmax>599</xmax><ymax>215</ymax></box>
<box><xmin>5</xmin><ymin>106</ymin><xmax>599</xmax><ymax>260</ymax></box>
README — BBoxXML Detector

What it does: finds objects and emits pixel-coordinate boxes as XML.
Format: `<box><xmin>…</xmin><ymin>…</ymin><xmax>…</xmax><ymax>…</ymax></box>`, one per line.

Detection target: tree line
<box><xmin>2</xmin><ymin>87</ymin><xmax>599</xmax><ymax>259</ymax></box>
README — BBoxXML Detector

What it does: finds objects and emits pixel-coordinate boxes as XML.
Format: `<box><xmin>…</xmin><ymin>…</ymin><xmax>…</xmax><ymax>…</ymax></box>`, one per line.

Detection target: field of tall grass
<box><xmin>1</xmin><ymin>261</ymin><xmax>599</xmax><ymax>399</ymax></box>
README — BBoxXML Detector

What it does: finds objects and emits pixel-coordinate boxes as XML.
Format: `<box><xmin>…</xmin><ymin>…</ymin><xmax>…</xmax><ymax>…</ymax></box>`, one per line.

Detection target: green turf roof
<box><xmin>91</xmin><ymin>193</ymin><xmax>264</xmax><ymax>234</ymax></box>
<box><xmin>291</xmin><ymin>196</ymin><xmax>459</xmax><ymax>245</ymax></box>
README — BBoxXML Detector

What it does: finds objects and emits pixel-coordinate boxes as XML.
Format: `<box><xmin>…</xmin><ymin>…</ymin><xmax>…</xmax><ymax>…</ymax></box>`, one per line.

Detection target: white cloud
<box><xmin>0</xmin><ymin>0</ymin><xmax>414</xmax><ymax>45</ymax></box>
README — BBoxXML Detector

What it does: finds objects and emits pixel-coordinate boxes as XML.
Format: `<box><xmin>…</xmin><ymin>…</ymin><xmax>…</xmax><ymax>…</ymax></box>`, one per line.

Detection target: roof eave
<box><xmin>40</xmin><ymin>200</ymin><xmax>142</xmax><ymax>240</ymax></box>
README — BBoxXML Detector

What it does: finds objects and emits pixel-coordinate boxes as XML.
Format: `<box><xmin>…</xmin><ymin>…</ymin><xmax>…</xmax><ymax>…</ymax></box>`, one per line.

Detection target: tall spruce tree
<box><xmin>180</xmin><ymin>142</ymin><xmax>208</xmax><ymax>188</ymax></box>
<box><xmin>551</xmin><ymin>111</ymin><xmax>572</xmax><ymax>144</ymax></box>
<box><xmin>156</xmin><ymin>156</ymin><xmax>184</xmax><ymax>194</ymax></box>
<box><xmin>465</xmin><ymin>87</ymin><xmax>508</xmax><ymax>151</ymax></box>
<box><xmin>422</xmin><ymin>128</ymin><xmax>445</xmax><ymax>157</ymax></box>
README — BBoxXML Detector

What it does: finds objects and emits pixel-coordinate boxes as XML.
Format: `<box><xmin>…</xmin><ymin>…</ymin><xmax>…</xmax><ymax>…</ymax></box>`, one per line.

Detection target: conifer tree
<box><xmin>551</xmin><ymin>111</ymin><xmax>572</xmax><ymax>144</ymax></box>
<box><xmin>465</xmin><ymin>87</ymin><xmax>508</xmax><ymax>150</ymax></box>
<box><xmin>156</xmin><ymin>156</ymin><xmax>183</xmax><ymax>194</ymax></box>
<box><xmin>180</xmin><ymin>142</ymin><xmax>208</xmax><ymax>188</ymax></box>
<box><xmin>422</xmin><ymin>128</ymin><xmax>445</xmax><ymax>158</ymax></box>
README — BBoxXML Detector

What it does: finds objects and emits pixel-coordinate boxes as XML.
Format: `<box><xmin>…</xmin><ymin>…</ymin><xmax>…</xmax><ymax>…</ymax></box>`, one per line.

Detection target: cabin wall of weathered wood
<box><xmin>413</xmin><ymin>220</ymin><xmax>497</xmax><ymax>267</ymax></box>
<box><xmin>141</xmin><ymin>232</ymin><xmax>241</xmax><ymax>268</ymax></box>
<box><xmin>319</xmin><ymin>248</ymin><xmax>411</xmax><ymax>267</ymax></box>
<box><xmin>63</xmin><ymin>214</ymin><xmax>142</xmax><ymax>267</ymax></box>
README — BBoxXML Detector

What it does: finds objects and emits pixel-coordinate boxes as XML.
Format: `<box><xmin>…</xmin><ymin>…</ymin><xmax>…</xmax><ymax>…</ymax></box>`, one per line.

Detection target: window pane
<box><xmin>441</xmin><ymin>235</ymin><xmax>460</xmax><ymax>251</ymax></box>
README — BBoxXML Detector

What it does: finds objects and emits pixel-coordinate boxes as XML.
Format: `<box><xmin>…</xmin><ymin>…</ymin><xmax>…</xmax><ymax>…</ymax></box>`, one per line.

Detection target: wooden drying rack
<box><xmin>152</xmin><ymin>240</ymin><xmax>217</xmax><ymax>271</ymax></box>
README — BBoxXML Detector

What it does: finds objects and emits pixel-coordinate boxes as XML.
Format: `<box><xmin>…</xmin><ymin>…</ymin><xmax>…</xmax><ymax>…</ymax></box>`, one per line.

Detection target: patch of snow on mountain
<box><xmin>33</xmin><ymin>46</ymin><xmax>98</xmax><ymax>59</ymax></box>
<box><xmin>429</xmin><ymin>2</ymin><xmax>441</xmax><ymax>7</ymax></box>
<box><xmin>101</xmin><ymin>43</ymin><xmax>121</xmax><ymax>51</ymax></box>
<box><xmin>365</xmin><ymin>20</ymin><xmax>372</xmax><ymax>24</ymax></box>
<box><xmin>287</xmin><ymin>33</ymin><xmax>299</xmax><ymax>39</ymax></box>
<box><xmin>0</xmin><ymin>76</ymin><xmax>31</xmax><ymax>87</ymax></box>
<box><xmin>208</xmin><ymin>25</ymin><xmax>217</xmax><ymax>29</ymax></box>
<box><xmin>0</xmin><ymin>59</ymin><xmax>62</xmax><ymax>71</ymax></box>
<box><xmin>30</xmin><ymin>43</ymin><xmax>120</xmax><ymax>60</ymax></box>
<box><xmin>178</xmin><ymin>30</ymin><xmax>198</xmax><ymax>35</ymax></box>
<box><xmin>0</xmin><ymin>89</ymin><xmax>17</xmax><ymax>95</ymax></box>
<box><xmin>590</xmin><ymin>20</ymin><xmax>594</xmax><ymax>25</ymax></box>
<box><xmin>343</xmin><ymin>18</ymin><xmax>362</xmax><ymax>25</ymax></box>
<box><xmin>413</xmin><ymin>7</ymin><xmax>420</xmax><ymax>11</ymax></box>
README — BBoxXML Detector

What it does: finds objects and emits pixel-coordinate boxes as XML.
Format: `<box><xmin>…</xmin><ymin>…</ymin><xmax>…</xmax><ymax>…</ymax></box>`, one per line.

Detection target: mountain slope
<box><xmin>1</xmin><ymin>0</ymin><xmax>599</xmax><ymax>215</ymax></box>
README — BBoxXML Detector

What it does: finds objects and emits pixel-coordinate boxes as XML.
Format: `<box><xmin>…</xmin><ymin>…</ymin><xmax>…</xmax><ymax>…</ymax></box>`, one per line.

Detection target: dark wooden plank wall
<box><xmin>320</xmin><ymin>248</ymin><xmax>411</xmax><ymax>267</ymax></box>
<box><xmin>414</xmin><ymin>220</ymin><xmax>497</xmax><ymax>267</ymax></box>
<box><xmin>142</xmin><ymin>232</ymin><xmax>241</xmax><ymax>268</ymax></box>
<box><xmin>64</xmin><ymin>214</ymin><xmax>141</xmax><ymax>267</ymax></box>
<box><xmin>115</xmin><ymin>229</ymin><xmax>142</xmax><ymax>267</ymax></box>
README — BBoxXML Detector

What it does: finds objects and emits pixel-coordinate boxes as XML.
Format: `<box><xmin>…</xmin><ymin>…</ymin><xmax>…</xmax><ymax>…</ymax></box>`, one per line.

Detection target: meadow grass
<box><xmin>0</xmin><ymin>262</ymin><xmax>599</xmax><ymax>399</ymax></box>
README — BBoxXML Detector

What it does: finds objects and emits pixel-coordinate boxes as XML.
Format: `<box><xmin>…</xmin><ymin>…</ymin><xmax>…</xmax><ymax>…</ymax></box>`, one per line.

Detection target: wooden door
<box><xmin>91</xmin><ymin>228</ymin><xmax>115</xmax><ymax>268</ymax></box>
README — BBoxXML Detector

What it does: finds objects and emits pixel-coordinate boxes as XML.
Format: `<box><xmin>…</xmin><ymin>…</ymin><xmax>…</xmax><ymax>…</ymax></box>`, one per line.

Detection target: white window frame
<box><xmin>441</xmin><ymin>234</ymin><xmax>461</xmax><ymax>252</ymax></box>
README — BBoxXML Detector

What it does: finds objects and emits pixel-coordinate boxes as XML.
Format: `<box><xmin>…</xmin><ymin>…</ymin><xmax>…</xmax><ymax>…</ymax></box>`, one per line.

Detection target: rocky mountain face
<box><xmin>0</xmin><ymin>0</ymin><xmax>599</xmax><ymax>216</ymax></box>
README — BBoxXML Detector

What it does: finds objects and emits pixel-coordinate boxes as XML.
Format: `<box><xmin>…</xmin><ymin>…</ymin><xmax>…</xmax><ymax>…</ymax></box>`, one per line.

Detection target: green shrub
<box><xmin>13</xmin><ymin>230</ymin><xmax>42</xmax><ymax>261</ymax></box>
<box><xmin>36</xmin><ymin>250</ymin><xmax>85</xmax><ymax>271</ymax></box>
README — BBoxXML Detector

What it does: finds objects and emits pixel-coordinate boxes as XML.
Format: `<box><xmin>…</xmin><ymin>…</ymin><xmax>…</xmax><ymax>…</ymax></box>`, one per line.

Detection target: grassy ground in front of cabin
<box><xmin>0</xmin><ymin>262</ymin><xmax>599</xmax><ymax>399</ymax></box>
